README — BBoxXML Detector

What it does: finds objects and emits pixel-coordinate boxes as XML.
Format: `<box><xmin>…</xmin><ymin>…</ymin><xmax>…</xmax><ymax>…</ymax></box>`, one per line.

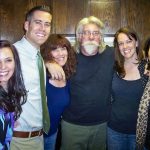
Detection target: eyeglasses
<box><xmin>81</xmin><ymin>31</ymin><xmax>101</xmax><ymax>37</ymax></box>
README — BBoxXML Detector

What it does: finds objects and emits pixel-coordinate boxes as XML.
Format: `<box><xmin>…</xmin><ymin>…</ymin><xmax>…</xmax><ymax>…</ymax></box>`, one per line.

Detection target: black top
<box><xmin>108</xmin><ymin>61</ymin><xmax>148</xmax><ymax>134</ymax></box>
<box><xmin>63</xmin><ymin>46</ymin><xmax>114</xmax><ymax>125</ymax></box>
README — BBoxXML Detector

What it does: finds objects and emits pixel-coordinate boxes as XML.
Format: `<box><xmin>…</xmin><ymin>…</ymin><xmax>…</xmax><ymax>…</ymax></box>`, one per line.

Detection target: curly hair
<box><xmin>41</xmin><ymin>34</ymin><xmax>76</xmax><ymax>79</ymax></box>
<box><xmin>0</xmin><ymin>40</ymin><xmax>27</xmax><ymax>120</ymax></box>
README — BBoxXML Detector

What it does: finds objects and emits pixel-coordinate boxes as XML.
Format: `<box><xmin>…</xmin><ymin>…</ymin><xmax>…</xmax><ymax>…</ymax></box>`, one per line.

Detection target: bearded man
<box><xmin>47</xmin><ymin>16</ymin><xmax>114</xmax><ymax>150</ymax></box>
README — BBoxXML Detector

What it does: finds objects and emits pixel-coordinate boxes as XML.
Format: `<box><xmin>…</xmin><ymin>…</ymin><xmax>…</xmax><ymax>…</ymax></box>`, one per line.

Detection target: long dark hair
<box><xmin>0</xmin><ymin>40</ymin><xmax>27</xmax><ymax>120</ymax></box>
<box><xmin>41</xmin><ymin>34</ymin><xmax>76</xmax><ymax>79</ymax></box>
<box><xmin>114</xmin><ymin>27</ymin><xmax>143</xmax><ymax>78</ymax></box>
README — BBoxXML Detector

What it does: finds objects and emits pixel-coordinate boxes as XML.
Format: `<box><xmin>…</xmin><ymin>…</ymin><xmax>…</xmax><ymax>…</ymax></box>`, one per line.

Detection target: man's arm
<box><xmin>45</xmin><ymin>62</ymin><xmax>66</xmax><ymax>81</ymax></box>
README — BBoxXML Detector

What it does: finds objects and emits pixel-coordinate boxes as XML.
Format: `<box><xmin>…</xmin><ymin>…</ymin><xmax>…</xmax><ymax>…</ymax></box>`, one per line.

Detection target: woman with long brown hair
<box><xmin>107</xmin><ymin>27</ymin><xmax>148</xmax><ymax>150</ymax></box>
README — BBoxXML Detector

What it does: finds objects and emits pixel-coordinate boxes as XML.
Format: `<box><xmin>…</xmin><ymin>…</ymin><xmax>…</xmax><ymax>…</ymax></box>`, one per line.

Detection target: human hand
<box><xmin>45</xmin><ymin>62</ymin><xmax>65</xmax><ymax>80</ymax></box>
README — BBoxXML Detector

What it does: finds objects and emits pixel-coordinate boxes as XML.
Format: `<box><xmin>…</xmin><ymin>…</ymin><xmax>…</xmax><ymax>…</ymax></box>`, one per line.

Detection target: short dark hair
<box><xmin>25</xmin><ymin>5</ymin><xmax>51</xmax><ymax>21</ymax></box>
<box><xmin>0</xmin><ymin>40</ymin><xmax>27</xmax><ymax>120</ymax></box>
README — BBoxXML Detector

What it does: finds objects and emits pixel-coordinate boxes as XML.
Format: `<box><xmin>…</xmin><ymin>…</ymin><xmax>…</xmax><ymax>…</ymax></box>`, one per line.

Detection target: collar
<box><xmin>21</xmin><ymin>36</ymin><xmax>40</xmax><ymax>59</ymax></box>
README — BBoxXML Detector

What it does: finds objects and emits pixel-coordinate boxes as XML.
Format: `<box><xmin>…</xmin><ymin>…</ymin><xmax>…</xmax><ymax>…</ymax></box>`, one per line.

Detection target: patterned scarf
<box><xmin>136</xmin><ymin>78</ymin><xmax>150</xmax><ymax>150</ymax></box>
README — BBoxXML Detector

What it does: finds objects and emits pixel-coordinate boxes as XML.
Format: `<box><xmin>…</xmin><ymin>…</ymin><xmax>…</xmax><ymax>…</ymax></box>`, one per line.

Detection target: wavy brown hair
<box><xmin>114</xmin><ymin>27</ymin><xmax>143</xmax><ymax>78</ymax></box>
<box><xmin>41</xmin><ymin>34</ymin><xmax>76</xmax><ymax>79</ymax></box>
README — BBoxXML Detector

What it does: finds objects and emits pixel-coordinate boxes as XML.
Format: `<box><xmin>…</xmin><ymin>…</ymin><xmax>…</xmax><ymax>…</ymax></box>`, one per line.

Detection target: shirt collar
<box><xmin>22</xmin><ymin>36</ymin><xmax>40</xmax><ymax>59</ymax></box>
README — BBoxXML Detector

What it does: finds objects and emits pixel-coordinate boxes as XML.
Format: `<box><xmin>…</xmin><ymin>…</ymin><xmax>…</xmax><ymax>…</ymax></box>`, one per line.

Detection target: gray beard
<box><xmin>83</xmin><ymin>44</ymin><xmax>99</xmax><ymax>55</ymax></box>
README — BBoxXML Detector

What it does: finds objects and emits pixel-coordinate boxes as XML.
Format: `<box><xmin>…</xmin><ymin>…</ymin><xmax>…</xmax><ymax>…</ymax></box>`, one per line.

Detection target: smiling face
<box><xmin>117</xmin><ymin>33</ymin><xmax>138</xmax><ymax>60</ymax></box>
<box><xmin>80</xmin><ymin>23</ymin><xmax>101</xmax><ymax>56</ymax></box>
<box><xmin>0</xmin><ymin>47</ymin><xmax>15</xmax><ymax>90</ymax></box>
<box><xmin>24</xmin><ymin>10</ymin><xmax>52</xmax><ymax>49</ymax></box>
<box><xmin>51</xmin><ymin>47</ymin><xmax>68</xmax><ymax>67</ymax></box>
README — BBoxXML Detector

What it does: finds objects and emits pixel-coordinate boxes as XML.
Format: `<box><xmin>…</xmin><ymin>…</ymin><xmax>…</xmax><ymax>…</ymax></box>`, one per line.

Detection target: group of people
<box><xmin>0</xmin><ymin>4</ymin><xmax>150</xmax><ymax>150</ymax></box>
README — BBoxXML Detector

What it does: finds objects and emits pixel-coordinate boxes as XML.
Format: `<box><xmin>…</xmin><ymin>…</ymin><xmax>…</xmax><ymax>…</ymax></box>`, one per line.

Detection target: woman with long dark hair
<box><xmin>107</xmin><ymin>27</ymin><xmax>148</xmax><ymax>150</ymax></box>
<box><xmin>0</xmin><ymin>40</ymin><xmax>27</xmax><ymax>149</ymax></box>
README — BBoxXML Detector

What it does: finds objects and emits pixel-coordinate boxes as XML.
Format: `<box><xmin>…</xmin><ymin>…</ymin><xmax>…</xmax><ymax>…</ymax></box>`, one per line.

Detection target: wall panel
<box><xmin>90</xmin><ymin>0</ymin><xmax>121</xmax><ymax>34</ymax></box>
<box><xmin>51</xmin><ymin>0</ymin><xmax>89</xmax><ymax>34</ymax></box>
<box><xmin>0</xmin><ymin>0</ymin><xmax>51</xmax><ymax>42</ymax></box>
<box><xmin>120</xmin><ymin>0</ymin><xmax>150</xmax><ymax>46</ymax></box>
<box><xmin>0</xmin><ymin>0</ymin><xmax>150</xmax><ymax>46</ymax></box>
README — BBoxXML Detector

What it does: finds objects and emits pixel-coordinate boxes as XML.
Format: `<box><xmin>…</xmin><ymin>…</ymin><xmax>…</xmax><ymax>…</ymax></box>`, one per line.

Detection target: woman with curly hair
<box><xmin>41</xmin><ymin>34</ymin><xmax>76</xmax><ymax>150</ymax></box>
<box><xmin>0</xmin><ymin>40</ymin><xmax>27</xmax><ymax>149</ymax></box>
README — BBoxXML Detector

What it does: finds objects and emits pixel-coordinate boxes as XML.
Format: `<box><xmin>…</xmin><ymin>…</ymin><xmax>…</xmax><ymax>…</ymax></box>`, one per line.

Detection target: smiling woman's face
<box><xmin>0</xmin><ymin>47</ymin><xmax>15</xmax><ymax>90</ymax></box>
<box><xmin>51</xmin><ymin>47</ymin><xmax>68</xmax><ymax>67</ymax></box>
